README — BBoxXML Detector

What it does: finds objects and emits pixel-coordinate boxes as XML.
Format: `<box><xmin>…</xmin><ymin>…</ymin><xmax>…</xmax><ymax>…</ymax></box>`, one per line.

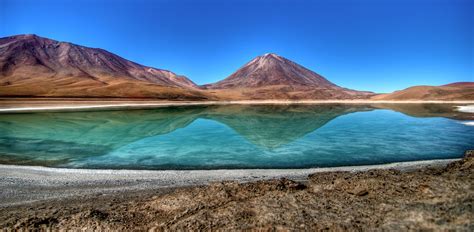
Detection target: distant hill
<box><xmin>372</xmin><ymin>82</ymin><xmax>474</xmax><ymax>100</ymax></box>
<box><xmin>203</xmin><ymin>53</ymin><xmax>375</xmax><ymax>100</ymax></box>
<box><xmin>1</xmin><ymin>35</ymin><xmax>471</xmax><ymax>101</ymax></box>
<box><xmin>0</xmin><ymin>34</ymin><xmax>208</xmax><ymax>99</ymax></box>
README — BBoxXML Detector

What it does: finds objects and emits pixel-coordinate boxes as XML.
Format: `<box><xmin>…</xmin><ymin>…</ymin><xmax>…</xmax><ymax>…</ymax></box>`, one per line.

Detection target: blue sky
<box><xmin>1</xmin><ymin>0</ymin><xmax>472</xmax><ymax>93</ymax></box>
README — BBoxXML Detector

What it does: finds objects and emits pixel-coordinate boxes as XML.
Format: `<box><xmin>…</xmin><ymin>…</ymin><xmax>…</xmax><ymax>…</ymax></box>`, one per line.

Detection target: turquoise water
<box><xmin>0</xmin><ymin>104</ymin><xmax>472</xmax><ymax>170</ymax></box>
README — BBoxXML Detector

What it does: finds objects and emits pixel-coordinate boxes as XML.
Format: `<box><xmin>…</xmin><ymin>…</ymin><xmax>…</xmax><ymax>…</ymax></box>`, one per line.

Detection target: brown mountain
<box><xmin>372</xmin><ymin>82</ymin><xmax>474</xmax><ymax>100</ymax></box>
<box><xmin>2</xmin><ymin>35</ymin><xmax>470</xmax><ymax>101</ymax></box>
<box><xmin>203</xmin><ymin>53</ymin><xmax>374</xmax><ymax>100</ymax></box>
<box><xmin>0</xmin><ymin>34</ymin><xmax>208</xmax><ymax>99</ymax></box>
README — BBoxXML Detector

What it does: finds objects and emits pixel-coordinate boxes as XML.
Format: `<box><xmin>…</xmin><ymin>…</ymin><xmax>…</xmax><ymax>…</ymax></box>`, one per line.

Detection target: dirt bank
<box><xmin>1</xmin><ymin>151</ymin><xmax>472</xmax><ymax>230</ymax></box>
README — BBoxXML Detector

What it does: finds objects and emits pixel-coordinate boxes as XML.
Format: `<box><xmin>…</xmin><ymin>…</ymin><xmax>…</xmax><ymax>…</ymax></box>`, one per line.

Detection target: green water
<box><xmin>0</xmin><ymin>104</ymin><xmax>472</xmax><ymax>169</ymax></box>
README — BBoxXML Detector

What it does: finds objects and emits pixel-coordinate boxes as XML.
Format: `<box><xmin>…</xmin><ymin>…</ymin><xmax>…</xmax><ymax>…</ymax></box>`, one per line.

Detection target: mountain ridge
<box><xmin>0</xmin><ymin>34</ymin><xmax>198</xmax><ymax>88</ymax></box>
<box><xmin>203</xmin><ymin>53</ymin><xmax>340</xmax><ymax>89</ymax></box>
<box><xmin>0</xmin><ymin>34</ymin><xmax>471</xmax><ymax>100</ymax></box>
<box><xmin>371</xmin><ymin>82</ymin><xmax>474</xmax><ymax>101</ymax></box>
<box><xmin>203</xmin><ymin>53</ymin><xmax>375</xmax><ymax>100</ymax></box>
<box><xmin>0</xmin><ymin>34</ymin><xmax>208</xmax><ymax>99</ymax></box>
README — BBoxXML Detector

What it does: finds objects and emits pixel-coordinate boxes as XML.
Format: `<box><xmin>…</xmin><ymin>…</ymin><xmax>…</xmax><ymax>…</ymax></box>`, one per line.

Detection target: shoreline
<box><xmin>1</xmin><ymin>155</ymin><xmax>472</xmax><ymax>230</ymax></box>
<box><xmin>0</xmin><ymin>158</ymin><xmax>459</xmax><ymax>207</ymax></box>
<box><xmin>0</xmin><ymin>99</ymin><xmax>473</xmax><ymax>113</ymax></box>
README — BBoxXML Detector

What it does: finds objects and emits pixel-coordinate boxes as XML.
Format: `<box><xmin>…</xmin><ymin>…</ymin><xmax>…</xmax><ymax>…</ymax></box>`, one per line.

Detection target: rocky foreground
<box><xmin>1</xmin><ymin>152</ymin><xmax>473</xmax><ymax>231</ymax></box>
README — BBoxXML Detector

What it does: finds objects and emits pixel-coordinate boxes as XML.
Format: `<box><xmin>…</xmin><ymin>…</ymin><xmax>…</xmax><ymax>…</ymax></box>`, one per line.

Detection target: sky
<box><xmin>0</xmin><ymin>0</ymin><xmax>472</xmax><ymax>93</ymax></box>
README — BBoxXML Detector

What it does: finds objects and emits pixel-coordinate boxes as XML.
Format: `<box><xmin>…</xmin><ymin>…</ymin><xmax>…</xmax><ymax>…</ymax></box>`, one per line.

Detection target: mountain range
<box><xmin>0</xmin><ymin>34</ymin><xmax>206</xmax><ymax>100</ymax></box>
<box><xmin>0</xmin><ymin>34</ymin><xmax>472</xmax><ymax>100</ymax></box>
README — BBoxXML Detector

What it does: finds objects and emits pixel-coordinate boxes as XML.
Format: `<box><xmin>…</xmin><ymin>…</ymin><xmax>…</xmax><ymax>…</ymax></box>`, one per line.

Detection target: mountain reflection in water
<box><xmin>0</xmin><ymin>104</ymin><xmax>472</xmax><ymax>169</ymax></box>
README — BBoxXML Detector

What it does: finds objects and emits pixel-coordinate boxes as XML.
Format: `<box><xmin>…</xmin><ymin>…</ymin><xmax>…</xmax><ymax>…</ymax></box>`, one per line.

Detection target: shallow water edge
<box><xmin>1</xmin><ymin>100</ymin><xmax>474</xmax><ymax>113</ymax></box>
<box><xmin>0</xmin><ymin>158</ymin><xmax>459</xmax><ymax>207</ymax></box>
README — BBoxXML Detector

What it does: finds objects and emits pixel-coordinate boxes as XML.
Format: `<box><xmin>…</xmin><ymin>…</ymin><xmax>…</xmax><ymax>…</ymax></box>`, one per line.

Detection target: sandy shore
<box><xmin>1</xmin><ymin>99</ymin><xmax>474</xmax><ymax>113</ymax></box>
<box><xmin>1</xmin><ymin>154</ymin><xmax>472</xmax><ymax>230</ymax></box>
<box><xmin>0</xmin><ymin>159</ymin><xmax>458</xmax><ymax>207</ymax></box>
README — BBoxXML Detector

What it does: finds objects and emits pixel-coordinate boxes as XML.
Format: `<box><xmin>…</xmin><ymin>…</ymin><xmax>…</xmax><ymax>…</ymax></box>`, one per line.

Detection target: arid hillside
<box><xmin>0</xmin><ymin>34</ymin><xmax>209</xmax><ymax>100</ymax></box>
<box><xmin>1</xmin><ymin>35</ymin><xmax>471</xmax><ymax>101</ymax></box>
<box><xmin>372</xmin><ymin>82</ymin><xmax>474</xmax><ymax>100</ymax></box>
<box><xmin>203</xmin><ymin>53</ymin><xmax>375</xmax><ymax>100</ymax></box>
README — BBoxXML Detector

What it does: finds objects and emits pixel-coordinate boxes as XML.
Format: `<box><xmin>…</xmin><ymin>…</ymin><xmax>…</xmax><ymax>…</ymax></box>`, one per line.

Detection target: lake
<box><xmin>0</xmin><ymin>104</ymin><xmax>472</xmax><ymax>170</ymax></box>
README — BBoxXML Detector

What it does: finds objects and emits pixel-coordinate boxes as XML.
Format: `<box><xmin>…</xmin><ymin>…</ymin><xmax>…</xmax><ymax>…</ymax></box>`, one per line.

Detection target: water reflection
<box><xmin>372</xmin><ymin>103</ymin><xmax>473</xmax><ymax>120</ymax></box>
<box><xmin>201</xmin><ymin>105</ymin><xmax>373</xmax><ymax>148</ymax></box>
<box><xmin>0</xmin><ymin>104</ymin><xmax>471</xmax><ymax>168</ymax></box>
<box><xmin>0</xmin><ymin>107</ymin><xmax>203</xmax><ymax>165</ymax></box>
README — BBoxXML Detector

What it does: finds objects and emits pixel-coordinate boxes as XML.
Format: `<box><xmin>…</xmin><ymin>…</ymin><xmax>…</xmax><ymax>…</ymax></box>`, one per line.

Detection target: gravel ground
<box><xmin>0</xmin><ymin>159</ymin><xmax>457</xmax><ymax>207</ymax></box>
<box><xmin>0</xmin><ymin>153</ymin><xmax>472</xmax><ymax>230</ymax></box>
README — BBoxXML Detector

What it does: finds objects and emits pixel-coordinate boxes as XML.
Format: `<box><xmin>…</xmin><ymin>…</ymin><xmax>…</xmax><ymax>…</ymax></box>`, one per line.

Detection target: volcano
<box><xmin>203</xmin><ymin>53</ymin><xmax>374</xmax><ymax>100</ymax></box>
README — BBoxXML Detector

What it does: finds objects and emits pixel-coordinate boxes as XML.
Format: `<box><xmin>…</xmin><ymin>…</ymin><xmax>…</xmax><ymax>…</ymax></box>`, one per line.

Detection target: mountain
<box><xmin>372</xmin><ymin>82</ymin><xmax>474</xmax><ymax>101</ymax></box>
<box><xmin>203</xmin><ymin>53</ymin><xmax>374</xmax><ymax>100</ymax></box>
<box><xmin>0</xmin><ymin>34</ymin><xmax>208</xmax><ymax>99</ymax></box>
<box><xmin>2</xmin><ymin>35</ymin><xmax>470</xmax><ymax>101</ymax></box>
